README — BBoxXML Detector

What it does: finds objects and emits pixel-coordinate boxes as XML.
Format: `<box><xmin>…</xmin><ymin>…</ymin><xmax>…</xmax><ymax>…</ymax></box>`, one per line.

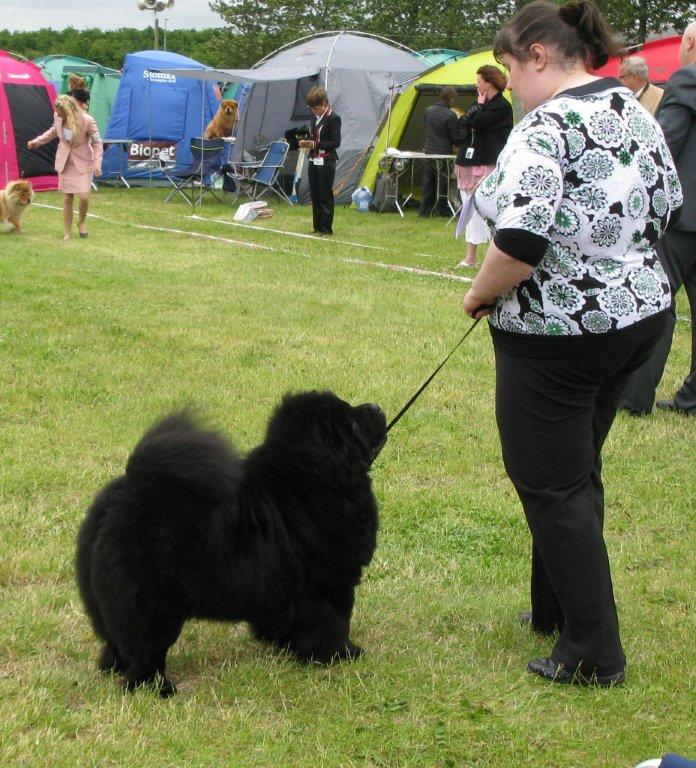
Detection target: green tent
<box><xmin>359</xmin><ymin>49</ymin><xmax>511</xmax><ymax>194</ymax></box>
<box><xmin>33</xmin><ymin>54</ymin><xmax>121</xmax><ymax>135</ymax></box>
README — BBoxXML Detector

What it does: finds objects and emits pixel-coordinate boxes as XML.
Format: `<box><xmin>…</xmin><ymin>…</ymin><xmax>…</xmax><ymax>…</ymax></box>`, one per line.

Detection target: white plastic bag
<box><xmin>234</xmin><ymin>201</ymin><xmax>268</xmax><ymax>222</ymax></box>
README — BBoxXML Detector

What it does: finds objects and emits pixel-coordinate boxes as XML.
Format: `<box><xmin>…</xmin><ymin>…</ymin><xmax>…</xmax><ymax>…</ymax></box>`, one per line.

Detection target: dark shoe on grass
<box><xmin>656</xmin><ymin>399</ymin><xmax>695</xmax><ymax>415</ymax></box>
<box><xmin>527</xmin><ymin>657</ymin><xmax>625</xmax><ymax>687</ymax></box>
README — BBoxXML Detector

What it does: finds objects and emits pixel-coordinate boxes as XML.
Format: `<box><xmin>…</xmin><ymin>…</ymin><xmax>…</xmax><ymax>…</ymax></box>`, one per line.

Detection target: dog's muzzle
<box><xmin>366</xmin><ymin>403</ymin><xmax>387</xmax><ymax>465</ymax></box>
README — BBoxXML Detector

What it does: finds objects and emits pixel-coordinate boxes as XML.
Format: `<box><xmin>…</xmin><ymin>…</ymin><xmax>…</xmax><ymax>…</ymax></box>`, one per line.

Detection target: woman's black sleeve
<box><xmin>493</xmin><ymin>228</ymin><xmax>549</xmax><ymax>266</ymax></box>
<box><xmin>465</xmin><ymin>98</ymin><xmax>512</xmax><ymax>130</ymax></box>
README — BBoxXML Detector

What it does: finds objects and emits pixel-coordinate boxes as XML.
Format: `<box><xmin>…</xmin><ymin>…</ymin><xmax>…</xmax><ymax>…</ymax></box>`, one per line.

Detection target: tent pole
<box><xmin>198</xmin><ymin>78</ymin><xmax>205</xmax><ymax>213</ymax></box>
<box><xmin>147</xmin><ymin>68</ymin><xmax>153</xmax><ymax>184</ymax></box>
<box><xmin>386</xmin><ymin>76</ymin><xmax>394</xmax><ymax>149</ymax></box>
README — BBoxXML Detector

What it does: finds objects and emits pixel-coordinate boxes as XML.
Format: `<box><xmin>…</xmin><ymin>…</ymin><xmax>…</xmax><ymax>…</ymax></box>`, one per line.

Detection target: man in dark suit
<box><xmin>621</xmin><ymin>22</ymin><xmax>696</xmax><ymax>416</ymax></box>
<box><xmin>299</xmin><ymin>86</ymin><xmax>341</xmax><ymax>236</ymax></box>
<box><xmin>419</xmin><ymin>86</ymin><xmax>458</xmax><ymax>218</ymax></box>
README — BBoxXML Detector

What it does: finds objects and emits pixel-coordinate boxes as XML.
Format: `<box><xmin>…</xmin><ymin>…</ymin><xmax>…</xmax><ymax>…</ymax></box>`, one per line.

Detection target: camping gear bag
<box><xmin>369</xmin><ymin>173</ymin><xmax>398</xmax><ymax>213</ymax></box>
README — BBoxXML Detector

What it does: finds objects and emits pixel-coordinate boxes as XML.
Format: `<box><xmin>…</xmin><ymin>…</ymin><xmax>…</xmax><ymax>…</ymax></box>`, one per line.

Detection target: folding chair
<box><xmin>223</xmin><ymin>140</ymin><xmax>292</xmax><ymax>204</ymax></box>
<box><xmin>161</xmin><ymin>138</ymin><xmax>228</xmax><ymax>206</ymax></box>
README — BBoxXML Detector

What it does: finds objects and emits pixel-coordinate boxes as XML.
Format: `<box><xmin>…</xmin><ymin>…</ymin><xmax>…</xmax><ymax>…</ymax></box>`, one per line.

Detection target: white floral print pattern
<box><xmin>577</xmin><ymin>148</ymin><xmax>614</xmax><ymax>180</ymax></box>
<box><xmin>588</xmin><ymin>110</ymin><xmax>624</xmax><ymax>147</ymax></box>
<box><xmin>473</xmin><ymin>82</ymin><xmax>680</xmax><ymax>336</ymax></box>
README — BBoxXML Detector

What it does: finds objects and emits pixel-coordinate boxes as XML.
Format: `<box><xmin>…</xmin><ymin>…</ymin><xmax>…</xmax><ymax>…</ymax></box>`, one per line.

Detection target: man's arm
<box><xmin>658</xmin><ymin>67</ymin><xmax>696</xmax><ymax>160</ymax></box>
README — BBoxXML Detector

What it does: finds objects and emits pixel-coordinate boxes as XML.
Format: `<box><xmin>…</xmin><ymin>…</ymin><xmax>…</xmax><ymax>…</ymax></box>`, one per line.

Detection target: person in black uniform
<box><xmin>299</xmin><ymin>87</ymin><xmax>342</xmax><ymax>236</ymax></box>
<box><xmin>419</xmin><ymin>86</ymin><xmax>458</xmax><ymax>218</ymax></box>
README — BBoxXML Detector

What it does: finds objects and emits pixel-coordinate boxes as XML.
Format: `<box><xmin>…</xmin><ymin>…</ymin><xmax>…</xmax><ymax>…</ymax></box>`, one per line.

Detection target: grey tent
<box><xmin>224</xmin><ymin>32</ymin><xmax>430</xmax><ymax>203</ymax></box>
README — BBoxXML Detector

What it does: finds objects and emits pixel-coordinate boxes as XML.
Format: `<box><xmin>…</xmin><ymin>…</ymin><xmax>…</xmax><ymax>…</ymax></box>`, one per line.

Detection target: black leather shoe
<box><xmin>656</xmin><ymin>399</ymin><xmax>695</xmax><ymax>415</ymax></box>
<box><xmin>527</xmin><ymin>657</ymin><xmax>625</xmax><ymax>687</ymax></box>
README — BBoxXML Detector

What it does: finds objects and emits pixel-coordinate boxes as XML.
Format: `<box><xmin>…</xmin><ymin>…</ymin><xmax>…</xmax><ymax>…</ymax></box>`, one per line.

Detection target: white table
<box><xmin>383</xmin><ymin>150</ymin><xmax>457</xmax><ymax>218</ymax></box>
<box><xmin>100</xmin><ymin>139</ymin><xmax>132</xmax><ymax>188</ymax></box>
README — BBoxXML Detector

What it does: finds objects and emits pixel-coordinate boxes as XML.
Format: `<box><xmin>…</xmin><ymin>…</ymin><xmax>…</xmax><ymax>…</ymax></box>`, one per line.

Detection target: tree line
<box><xmin>2</xmin><ymin>0</ymin><xmax>693</xmax><ymax>73</ymax></box>
<box><xmin>0</xmin><ymin>27</ymin><xmax>224</xmax><ymax>70</ymax></box>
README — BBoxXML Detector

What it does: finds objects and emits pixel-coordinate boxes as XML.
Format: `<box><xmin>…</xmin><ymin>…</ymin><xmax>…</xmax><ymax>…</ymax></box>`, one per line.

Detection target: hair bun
<box><xmin>558</xmin><ymin>1</ymin><xmax>585</xmax><ymax>26</ymax></box>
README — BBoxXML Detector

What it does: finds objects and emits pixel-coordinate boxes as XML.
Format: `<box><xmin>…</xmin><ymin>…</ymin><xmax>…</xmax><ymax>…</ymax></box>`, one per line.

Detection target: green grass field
<box><xmin>1</xmin><ymin>188</ymin><xmax>694</xmax><ymax>768</ymax></box>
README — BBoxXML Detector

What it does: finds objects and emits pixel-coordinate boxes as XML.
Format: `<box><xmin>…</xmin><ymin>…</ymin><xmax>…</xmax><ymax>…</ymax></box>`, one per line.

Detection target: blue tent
<box><xmin>102</xmin><ymin>50</ymin><xmax>220</xmax><ymax>181</ymax></box>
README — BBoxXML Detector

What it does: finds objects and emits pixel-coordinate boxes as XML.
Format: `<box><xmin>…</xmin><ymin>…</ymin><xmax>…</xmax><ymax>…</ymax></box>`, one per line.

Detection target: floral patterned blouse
<box><xmin>474</xmin><ymin>79</ymin><xmax>682</xmax><ymax>339</ymax></box>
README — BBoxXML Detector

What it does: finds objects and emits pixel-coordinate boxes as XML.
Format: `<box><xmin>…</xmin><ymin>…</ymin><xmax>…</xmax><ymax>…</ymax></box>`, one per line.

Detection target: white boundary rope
<box><xmin>86</xmin><ymin>196</ymin><xmax>452</xmax><ymax>259</ymax></box>
<box><xmin>33</xmin><ymin>202</ymin><xmax>475</xmax><ymax>285</ymax></box>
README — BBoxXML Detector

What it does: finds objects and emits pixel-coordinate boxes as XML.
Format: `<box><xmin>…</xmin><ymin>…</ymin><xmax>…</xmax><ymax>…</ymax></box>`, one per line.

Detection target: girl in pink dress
<box><xmin>28</xmin><ymin>94</ymin><xmax>103</xmax><ymax>240</ymax></box>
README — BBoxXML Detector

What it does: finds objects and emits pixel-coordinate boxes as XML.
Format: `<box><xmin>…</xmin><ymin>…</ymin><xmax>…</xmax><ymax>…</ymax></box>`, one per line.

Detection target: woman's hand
<box><xmin>298</xmin><ymin>139</ymin><xmax>315</xmax><ymax>149</ymax></box>
<box><xmin>27</xmin><ymin>139</ymin><xmax>37</xmax><ymax>150</ymax></box>
<box><xmin>477</xmin><ymin>88</ymin><xmax>487</xmax><ymax>105</ymax></box>
<box><xmin>463</xmin><ymin>288</ymin><xmax>494</xmax><ymax>318</ymax></box>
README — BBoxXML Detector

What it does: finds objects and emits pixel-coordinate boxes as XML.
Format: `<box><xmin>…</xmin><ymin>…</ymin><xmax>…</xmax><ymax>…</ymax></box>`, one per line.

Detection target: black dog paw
<box><xmin>97</xmin><ymin>643</ymin><xmax>124</xmax><ymax>674</ymax></box>
<box><xmin>300</xmin><ymin>641</ymin><xmax>364</xmax><ymax>665</ymax></box>
<box><xmin>122</xmin><ymin>673</ymin><xmax>177</xmax><ymax>697</ymax></box>
<box><xmin>339</xmin><ymin>641</ymin><xmax>363</xmax><ymax>661</ymax></box>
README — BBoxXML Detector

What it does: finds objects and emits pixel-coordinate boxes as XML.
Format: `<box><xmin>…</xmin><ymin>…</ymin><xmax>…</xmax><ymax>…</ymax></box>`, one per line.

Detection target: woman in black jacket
<box><xmin>455</xmin><ymin>65</ymin><xmax>513</xmax><ymax>266</ymax></box>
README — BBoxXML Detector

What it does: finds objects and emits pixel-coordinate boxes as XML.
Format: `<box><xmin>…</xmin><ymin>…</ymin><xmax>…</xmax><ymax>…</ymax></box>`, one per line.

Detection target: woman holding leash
<box><xmin>299</xmin><ymin>87</ymin><xmax>341</xmax><ymax>236</ymax></box>
<box><xmin>463</xmin><ymin>0</ymin><xmax>681</xmax><ymax>686</ymax></box>
<box><xmin>28</xmin><ymin>94</ymin><xmax>103</xmax><ymax>240</ymax></box>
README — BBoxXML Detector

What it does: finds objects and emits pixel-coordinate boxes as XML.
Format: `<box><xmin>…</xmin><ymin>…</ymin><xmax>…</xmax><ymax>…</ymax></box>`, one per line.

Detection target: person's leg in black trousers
<box><xmin>309</xmin><ymin>162</ymin><xmax>335</xmax><ymax>234</ymax></box>
<box><xmin>621</xmin><ymin>230</ymin><xmax>696</xmax><ymax>413</ymax></box>
<box><xmin>494</xmin><ymin>322</ymin><xmax>666</xmax><ymax>677</ymax></box>
<box><xmin>316</xmin><ymin>162</ymin><xmax>336</xmax><ymax>234</ymax></box>
<box><xmin>419</xmin><ymin>161</ymin><xmax>437</xmax><ymax>217</ymax></box>
<box><xmin>529</xmin><ymin>543</ymin><xmax>564</xmax><ymax>636</ymax></box>
<box><xmin>496</xmin><ymin>350</ymin><xmax>626</xmax><ymax>675</ymax></box>
<box><xmin>671</xmin><ymin>231</ymin><xmax>696</xmax><ymax>411</ymax></box>
<box><xmin>308</xmin><ymin>162</ymin><xmax>321</xmax><ymax>233</ymax></box>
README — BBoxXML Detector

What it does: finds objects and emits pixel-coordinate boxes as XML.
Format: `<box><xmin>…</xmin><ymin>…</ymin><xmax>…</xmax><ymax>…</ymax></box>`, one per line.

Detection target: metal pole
<box><xmin>163</xmin><ymin>18</ymin><xmax>169</xmax><ymax>51</ymax></box>
<box><xmin>154</xmin><ymin>12</ymin><xmax>159</xmax><ymax>50</ymax></box>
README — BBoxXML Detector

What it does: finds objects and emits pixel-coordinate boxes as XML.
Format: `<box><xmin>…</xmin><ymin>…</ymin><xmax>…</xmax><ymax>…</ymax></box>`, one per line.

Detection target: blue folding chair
<box><xmin>223</xmin><ymin>140</ymin><xmax>292</xmax><ymax>204</ymax></box>
<box><xmin>161</xmin><ymin>138</ymin><xmax>228</xmax><ymax>206</ymax></box>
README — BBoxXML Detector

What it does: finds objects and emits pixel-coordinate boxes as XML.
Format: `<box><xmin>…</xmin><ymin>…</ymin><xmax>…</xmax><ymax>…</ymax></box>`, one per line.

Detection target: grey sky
<box><xmin>1</xmin><ymin>0</ymin><xmax>224</xmax><ymax>32</ymax></box>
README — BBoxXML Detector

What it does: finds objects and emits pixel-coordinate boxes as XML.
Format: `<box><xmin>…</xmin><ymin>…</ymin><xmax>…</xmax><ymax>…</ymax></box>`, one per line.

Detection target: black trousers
<box><xmin>308</xmin><ymin>161</ymin><xmax>335</xmax><ymax>234</ymax></box>
<box><xmin>494</xmin><ymin>317</ymin><xmax>666</xmax><ymax>676</ymax></box>
<box><xmin>419</xmin><ymin>159</ymin><xmax>450</xmax><ymax>217</ymax></box>
<box><xmin>621</xmin><ymin>229</ymin><xmax>696</xmax><ymax>413</ymax></box>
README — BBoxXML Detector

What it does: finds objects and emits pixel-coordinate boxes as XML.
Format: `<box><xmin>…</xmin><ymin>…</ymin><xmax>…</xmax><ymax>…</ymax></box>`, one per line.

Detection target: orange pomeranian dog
<box><xmin>204</xmin><ymin>99</ymin><xmax>238</xmax><ymax>139</ymax></box>
<box><xmin>1</xmin><ymin>180</ymin><xmax>34</xmax><ymax>234</ymax></box>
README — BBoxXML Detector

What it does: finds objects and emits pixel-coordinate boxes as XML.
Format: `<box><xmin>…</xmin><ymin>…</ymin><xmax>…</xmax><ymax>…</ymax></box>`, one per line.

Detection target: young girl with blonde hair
<box><xmin>28</xmin><ymin>94</ymin><xmax>103</xmax><ymax>240</ymax></box>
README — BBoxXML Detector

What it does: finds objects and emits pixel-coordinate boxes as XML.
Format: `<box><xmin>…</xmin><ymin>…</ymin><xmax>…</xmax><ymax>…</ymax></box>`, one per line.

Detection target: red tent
<box><xmin>0</xmin><ymin>50</ymin><xmax>58</xmax><ymax>191</ymax></box>
<box><xmin>593</xmin><ymin>35</ymin><xmax>681</xmax><ymax>84</ymax></box>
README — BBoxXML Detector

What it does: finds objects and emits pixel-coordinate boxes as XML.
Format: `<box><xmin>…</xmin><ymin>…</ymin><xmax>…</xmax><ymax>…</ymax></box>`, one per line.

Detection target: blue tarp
<box><xmin>102</xmin><ymin>50</ymin><xmax>220</xmax><ymax>181</ymax></box>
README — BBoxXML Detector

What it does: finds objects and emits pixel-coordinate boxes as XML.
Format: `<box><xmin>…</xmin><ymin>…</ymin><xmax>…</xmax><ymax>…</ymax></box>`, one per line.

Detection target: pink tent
<box><xmin>593</xmin><ymin>36</ymin><xmax>681</xmax><ymax>84</ymax></box>
<box><xmin>0</xmin><ymin>50</ymin><xmax>58</xmax><ymax>191</ymax></box>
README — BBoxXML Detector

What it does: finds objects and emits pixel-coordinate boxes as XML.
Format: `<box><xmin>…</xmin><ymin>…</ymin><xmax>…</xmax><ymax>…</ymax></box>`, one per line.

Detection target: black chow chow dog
<box><xmin>76</xmin><ymin>391</ymin><xmax>386</xmax><ymax>696</ymax></box>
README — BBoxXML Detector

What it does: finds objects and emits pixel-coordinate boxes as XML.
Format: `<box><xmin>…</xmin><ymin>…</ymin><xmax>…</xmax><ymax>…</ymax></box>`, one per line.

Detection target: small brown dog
<box><xmin>68</xmin><ymin>73</ymin><xmax>87</xmax><ymax>91</ymax></box>
<box><xmin>1</xmin><ymin>180</ymin><xmax>34</xmax><ymax>233</ymax></box>
<box><xmin>204</xmin><ymin>99</ymin><xmax>238</xmax><ymax>139</ymax></box>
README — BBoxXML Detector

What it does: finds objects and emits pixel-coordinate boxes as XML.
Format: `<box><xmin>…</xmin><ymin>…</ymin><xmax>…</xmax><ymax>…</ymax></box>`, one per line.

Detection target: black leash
<box><xmin>386</xmin><ymin>314</ymin><xmax>487</xmax><ymax>433</ymax></box>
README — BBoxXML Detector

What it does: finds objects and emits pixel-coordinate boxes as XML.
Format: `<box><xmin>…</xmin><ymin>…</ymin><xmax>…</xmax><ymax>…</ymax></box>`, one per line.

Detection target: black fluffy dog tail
<box><xmin>125</xmin><ymin>412</ymin><xmax>242</xmax><ymax>502</ymax></box>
